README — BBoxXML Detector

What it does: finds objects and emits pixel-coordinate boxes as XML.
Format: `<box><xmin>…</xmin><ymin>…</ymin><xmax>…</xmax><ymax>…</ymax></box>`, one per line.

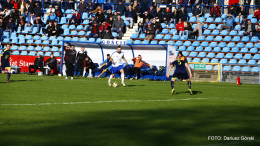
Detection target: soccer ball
<box><xmin>113</xmin><ymin>82</ymin><xmax>118</xmax><ymax>87</ymax></box>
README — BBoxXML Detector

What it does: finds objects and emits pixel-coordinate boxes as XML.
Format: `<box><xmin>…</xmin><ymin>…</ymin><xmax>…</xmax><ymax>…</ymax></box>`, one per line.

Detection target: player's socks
<box><xmin>189</xmin><ymin>89</ymin><xmax>193</xmax><ymax>95</ymax></box>
<box><xmin>121</xmin><ymin>73</ymin><xmax>124</xmax><ymax>82</ymax></box>
<box><xmin>83</xmin><ymin>70</ymin><xmax>86</xmax><ymax>77</ymax></box>
<box><xmin>171</xmin><ymin>89</ymin><xmax>175</xmax><ymax>95</ymax></box>
<box><xmin>187</xmin><ymin>81</ymin><xmax>191</xmax><ymax>89</ymax></box>
<box><xmin>7</xmin><ymin>73</ymin><xmax>11</xmax><ymax>81</ymax></box>
<box><xmin>171</xmin><ymin>81</ymin><xmax>174</xmax><ymax>89</ymax></box>
<box><xmin>88</xmin><ymin>69</ymin><xmax>92</xmax><ymax>77</ymax></box>
<box><xmin>108</xmin><ymin>75</ymin><xmax>112</xmax><ymax>86</ymax></box>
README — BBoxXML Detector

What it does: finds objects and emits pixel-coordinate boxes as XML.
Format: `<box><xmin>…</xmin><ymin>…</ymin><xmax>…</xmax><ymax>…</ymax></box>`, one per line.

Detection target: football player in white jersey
<box><xmin>108</xmin><ymin>45</ymin><xmax>128</xmax><ymax>86</ymax></box>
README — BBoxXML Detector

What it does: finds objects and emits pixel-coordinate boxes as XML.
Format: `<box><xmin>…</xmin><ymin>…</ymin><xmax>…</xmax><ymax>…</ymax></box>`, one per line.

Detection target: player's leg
<box><xmin>6</xmin><ymin>67</ymin><xmax>11</xmax><ymax>82</ymax></box>
<box><xmin>98</xmin><ymin>69</ymin><xmax>106</xmax><ymax>77</ymax></box>
<box><xmin>186</xmin><ymin>78</ymin><xmax>192</xmax><ymax>95</ymax></box>
<box><xmin>71</xmin><ymin>63</ymin><xmax>75</xmax><ymax>79</ymax></box>
<box><xmin>171</xmin><ymin>78</ymin><xmax>176</xmax><ymax>95</ymax></box>
<box><xmin>134</xmin><ymin>67</ymin><xmax>140</xmax><ymax>79</ymax></box>
<box><xmin>83</xmin><ymin>67</ymin><xmax>87</xmax><ymax>77</ymax></box>
<box><xmin>65</xmin><ymin>63</ymin><xmax>71</xmax><ymax>79</ymax></box>
<box><xmin>76</xmin><ymin>62</ymin><xmax>80</xmax><ymax>77</ymax></box>
<box><xmin>108</xmin><ymin>73</ymin><xmax>115</xmax><ymax>86</ymax></box>
<box><xmin>119</xmin><ymin>68</ymin><xmax>125</xmax><ymax>87</ymax></box>
<box><xmin>80</xmin><ymin>62</ymin><xmax>84</xmax><ymax>77</ymax></box>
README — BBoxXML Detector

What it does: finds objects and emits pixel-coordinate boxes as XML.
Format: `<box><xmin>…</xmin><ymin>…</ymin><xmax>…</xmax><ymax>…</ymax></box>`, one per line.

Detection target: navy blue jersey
<box><xmin>106</xmin><ymin>59</ymin><xmax>112</xmax><ymax>67</ymax></box>
<box><xmin>1</xmin><ymin>49</ymin><xmax>11</xmax><ymax>63</ymax></box>
<box><xmin>171</xmin><ymin>60</ymin><xmax>187</xmax><ymax>72</ymax></box>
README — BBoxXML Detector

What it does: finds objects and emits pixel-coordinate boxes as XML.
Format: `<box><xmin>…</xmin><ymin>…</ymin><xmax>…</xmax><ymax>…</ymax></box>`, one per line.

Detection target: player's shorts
<box><xmin>172</xmin><ymin>70</ymin><xmax>189</xmax><ymax>79</ymax></box>
<box><xmin>1</xmin><ymin>61</ymin><xmax>11</xmax><ymax>70</ymax></box>
<box><xmin>111</xmin><ymin>65</ymin><xmax>123</xmax><ymax>74</ymax></box>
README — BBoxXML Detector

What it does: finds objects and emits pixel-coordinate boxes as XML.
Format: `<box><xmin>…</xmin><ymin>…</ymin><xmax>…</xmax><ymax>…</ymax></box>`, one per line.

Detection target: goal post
<box><xmin>188</xmin><ymin>62</ymin><xmax>221</xmax><ymax>82</ymax></box>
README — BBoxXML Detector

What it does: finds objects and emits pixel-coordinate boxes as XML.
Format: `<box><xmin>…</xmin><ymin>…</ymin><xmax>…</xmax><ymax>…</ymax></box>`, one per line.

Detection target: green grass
<box><xmin>0</xmin><ymin>74</ymin><xmax>260</xmax><ymax>146</ymax></box>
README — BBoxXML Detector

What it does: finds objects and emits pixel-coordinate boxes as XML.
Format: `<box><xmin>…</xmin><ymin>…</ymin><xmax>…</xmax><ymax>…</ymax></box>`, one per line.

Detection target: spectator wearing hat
<box><xmin>69</xmin><ymin>10</ymin><xmax>80</xmax><ymax>26</ymax></box>
<box><xmin>139</xmin><ymin>11</ymin><xmax>153</xmax><ymax>24</ymax></box>
<box><xmin>78</xmin><ymin>0</ymin><xmax>87</xmax><ymax>18</ymax></box>
<box><xmin>116</xmin><ymin>1</ymin><xmax>125</xmax><ymax>15</ymax></box>
<box><xmin>33</xmin><ymin>3</ymin><xmax>42</xmax><ymax>17</ymax></box>
<box><xmin>89</xmin><ymin>5</ymin><xmax>104</xmax><ymax>14</ymax></box>
<box><xmin>219</xmin><ymin>13</ymin><xmax>235</xmax><ymax>33</ymax></box>
<box><xmin>87</xmin><ymin>21</ymin><xmax>99</xmax><ymax>41</ymax></box>
<box><xmin>47</xmin><ymin>5</ymin><xmax>55</xmax><ymax>13</ymax></box>
<box><xmin>111</xmin><ymin>15</ymin><xmax>124</xmax><ymax>39</ymax></box>
<box><xmin>125</xmin><ymin>5</ymin><xmax>137</xmax><ymax>28</ymax></box>
<box><xmin>99</xmin><ymin>21</ymin><xmax>110</xmax><ymax>36</ymax></box>
<box><xmin>6</xmin><ymin>18</ymin><xmax>14</xmax><ymax>35</ymax></box>
<box><xmin>102</xmin><ymin>28</ymin><xmax>113</xmax><ymax>39</ymax></box>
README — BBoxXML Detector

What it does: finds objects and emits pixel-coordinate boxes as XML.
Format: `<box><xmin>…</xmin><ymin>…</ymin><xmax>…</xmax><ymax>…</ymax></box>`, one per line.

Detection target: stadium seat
<box><xmin>258</xmin><ymin>60</ymin><xmax>260</xmax><ymax>64</ymax></box>
<box><xmin>11</xmin><ymin>45</ymin><xmax>18</xmax><ymax>50</ymax></box>
<box><xmin>188</xmin><ymin>17</ymin><xmax>196</xmax><ymax>22</ymax></box>
<box><xmin>232</xmin><ymin>36</ymin><xmax>240</xmax><ymax>42</ymax></box>
<box><xmin>159</xmin><ymin>41</ymin><xmax>166</xmax><ymax>44</ymax></box>
<box><xmin>234</xmin><ymin>54</ymin><xmax>242</xmax><ymax>59</ymax></box>
<box><xmin>27</xmin><ymin>46</ymin><xmax>34</xmax><ymax>51</ymax></box>
<box><xmin>51</xmin><ymin>47</ymin><xmax>59</xmax><ymax>52</ymax></box>
<box><xmin>76</xmin><ymin>25</ymin><xmax>83</xmax><ymax>30</ymax></box>
<box><xmin>214</xmin><ymin>17</ymin><xmax>222</xmax><ymax>23</ymax></box>
<box><xmin>240</xmin><ymin>48</ymin><xmax>248</xmax><ymax>53</ymax></box>
<box><xmin>206</xmin><ymin>65</ymin><xmax>213</xmax><ymax>70</ymax></box>
<box><xmin>42</xmin><ymin>40</ymin><xmax>49</xmax><ymax>45</ymax></box>
<box><xmin>96</xmin><ymin>38</ymin><xmax>102</xmax><ymax>43</ymax></box>
<box><xmin>241</xmin><ymin>36</ymin><xmax>250</xmax><ymax>42</ymax></box>
<box><xmin>35</xmin><ymin>46</ymin><xmax>42</xmax><ymax>51</ymax></box>
<box><xmin>72</xmin><ymin>37</ymin><xmax>79</xmax><ymax>41</ymax></box>
<box><xmin>251</xmin><ymin>67</ymin><xmax>259</xmax><ymax>72</ymax></box>
<box><xmin>201</xmin><ymin>58</ymin><xmax>209</xmax><ymax>63</ymax></box>
<box><xmin>43</xmin><ymin>46</ymin><xmax>50</xmax><ymax>51</ymax></box>
<box><xmin>238</xmin><ymin>59</ymin><xmax>246</xmax><ymax>64</ymax></box>
<box><xmin>197</xmin><ymin>17</ymin><xmax>204</xmax><ymax>22</ymax></box>
<box><xmin>167</xmin><ymin>41</ymin><xmax>174</xmax><ymax>45</ymax></box>
<box><xmin>183</xmin><ymin>41</ymin><xmax>191</xmax><ymax>46</ymax></box>
<box><xmin>237</xmin><ymin>43</ymin><xmax>244</xmax><ymax>48</ymax></box>
<box><xmin>18</xmin><ymin>46</ymin><xmax>26</xmax><ymax>50</ymax></box>
<box><xmin>214</xmin><ymin>36</ymin><xmax>222</xmax><ymax>41</ymax></box>
<box><xmin>33</xmin><ymin>35</ymin><xmax>40</xmax><ymax>40</ymax></box>
<box><xmin>61</xmin><ymin>24</ymin><xmax>68</xmax><ymax>29</ymax></box>
<box><xmin>12</xmin><ymin>51</ymin><xmax>20</xmax><ymax>55</ymax></box>
<box><xmin>28</xmin><ymin>51</ymin><xmax>36</xmax><ymax>56</ymax></box>
<box><xmin>223</xmin><ymin>36</ymin><xmax>231</xmax><ymax>42</ymax></box>
<box><xmin>210</xmin><ymin>58</ymin><xmax>218</xmax><ymax>63</ymax></box>
<box><xmin>205</xmin><ymin>17</ymin><xmax>213</xmax><ymax>23</ymax></box>
<box><xmin>230</xmin><ymin>47</ymin><xmax>239</xmax><ymax>53</ymax></box>
<box><xmin>213</xmin><ymin>65</ymin><xmax>218</xmax><ymax>71</ymax></box>
<box><xmin>187</xmin><ymin>57</ymin><xmax>191</xmax><ymax>62</ymax></box>
<box><xmin>208</xmin><ymin>24</ymin><xmax>216</xmax><ymax>30</ymax></box>
<box><xmin>27</xmin><ymin>39</ymin><xmax>34</xmax><ymax>44</ymax></box>
<box><xmin>37</xmin><ymin>52</ymin><xmax>44</xmax><ymax>56</ymax></box>
<box><xmin>197</xmin><ymin>52</ymin><xmax>206</xmax><ymax>58</ymax></box>
<box><xmin>192</xmin><ymin>24</ymin><xmax>197</xmax><ymax>29</ymax></box>
<box><xmin>126</xmin><ymin>39</ymin><xmax>133</xmax><ymax>45</ymax></box>
<box><xmin>229</xmin><ymin>30</ymin><xmax>237</xmax><ymax>36</ymax></box>
<box><xmin>227</xmin><ymin>42</ymin><xmax>235</xmax><ymax>48</ymax></box>
<box><xmin>130</xmin><ymin>33</ymin><xmax>138</xmax><ymax>39</ymax></box>
<box><xmin>247</xmin><ymin>60</ymin><xmax>256</xmax><ymax>65</ymax></box>
<box><xmin>179</xmin><ymin>35</ymin><xmax>187</xmax><ymax>40</ymax></box>
<box><xmin>178</xmin><ymin>46</ymin><xmax>186</xmax><ymax>51</ymax></box>
<box><xmin>169</xmin><ymin>29</ymin><xmax>177</xmax><ymax>34</ymax></box>
<box><xmin>209</xmin><ymin>42</ymin><xmax>217</xmax><ymax>47</ymax></box>
<box><xmin>161</xmin><ymin>23</ymin><xmax>166</xmax><ymax>28</ymax></box>
<box><xmin>220</xmin><ymin>59</ymin><xmax>228</xmax><ymax>64</ymax></box>
<box><xmin>186</xmin><ymin>46</ymin><xmax>194</xmax><ymax>51</ymax></box>
<box><xmin>45</xmin><ymin>52</ymin><xmax>52</xmax><ymax>56</ymax></box>
<box><xmin>197</xmin><ymin>36</ymin><xmax>205</xmax><ymax>41</ymax></box>
<box><xmin>48</xmin><ymin>36</ymin><xmax>56</xmax><ymax>41</ymax></box>
<box><xmin>245</xmin><ymin>43</ymin><xmax>254</xmax><ymax>48</ymax></box>
<box><xmin>218</xmin><ymin>42</ymin><xmax>226</xmax><ymax>48</ymax></box>
<box><xmin>182</xmin><ymin>51</ymin><xmax>189</xmax><ymax>56</ymax></box>
<box><xmin>204</xmin><ymin>47</ymin><xmax>212</xmax><ymax>52</ymax></box>
<box><xmin>189</xmin><ymin>52</ymin><xmax>197</xmax><ymax>57</ymax></box>
<box><xmin>167</xmin><ymin>23</ymin><xmax>175</xmax><ymax>28</ymax></box>
<box><xmin>139</xmin><ymin>34</ymin><xmax>145</xmax><ymax>39</ymax></box>
<box><xmin>78</xmin><ymin>31</ymin><xmax>85</xmax><ymax>36</ymax></box>
<box><xmin>203</xmin><ymin>30</ymin><xmax>211</xmax><ymax>35</ymax></box>
<box><xmin>70</xmin><ymin>30</ymin><xmax>77</xmax><ymax>35</ymax></box>
<box><xmin>34</xmin><ymin>40</ymin><xmax>41</xmax><ymax>44</ymax></box>
<box><xmin>234</xmin><ymin>25</ymin><xmax>241</xmax><ymax>31</ymax></box>
<box><xmin>25</xmin><ymin>35</ymin><xmax>32</xmax><ymax>40</ymax></box>
<box><xmin>154</xmin><ymin>34</ymin><xmax>163</xmax><ymax>40</ymax></box>
<box><xmin>217</xmin><ymin>24</ymin><xmax>223</xmax><ymax>30</ymax></box>
<box><xmin>18</xmin><ymin>38</ymin><xmax>25</xmax><ymax>44</ymax></box>
<box><xmin>2</xmin><ymin>38</ymin><xmax>9</xmax><ymax>43</ymax></box>
<box><xmin>88</xmin><ymin>38</ymin><xmax>95</xmax><ymax>43</ymax></box>
<box><xmin>163</xmin><ymin>34</ymin><xmax>171</xmax><ymax>40</ymax></box>
<box><xmin>251</xmin><ymin>36</ymin><xmax>259</xmax><ymax>42</ymax></box>
<box><xmin>51</xmin><ymin>39</ymin><xmax>58</xmax><ymax>46</ymax></box>
<box><xmin>195</xmin><ymin>46</ymin><xmax>203</xmax><ymax>52</ymax></box>
<box><xmin>62</xmin><ymin>29</ymin><xmax>70</xmax><ymax>36</ymax></box>
<box><xmin>220</xmin><ymin>30</ymin><xmax>228</xmax><ymax>35</ymax></box>
<box><xmin>249</xmin><ymin>48</ymin><xmax>258</xmax><ymax>53</ymax></box>
<box><xmin>192</xmin><ymin>41</ymin><xmax>200</xmax><ymax>47</ymax></box>
<box><xmin>142</xmin><ymin>40</ymin><xmax>149</xmax><ymax>44</ymax></box>
<box><xmin>175</xmin><ymin>41</ymin><xmax>182</xmax><ymax>46</ymax></box>
<box><xmin>82</xmin><ymin>20</ymin><xmax>89</xmax><ymax>24</ymax></box>
<box><xmin>150</xmin><ymin>40</ymin><xmax>157</xmax><ymax>44</ymax></box>
<box><xmin>215</xmin><ymin>53</ymin><xmax>224</xmax><ymax>58</ymax></box>
<box><xmin>212</xmin><ymin>30</ymin><xmax>220</xmax><ymax>35</ymax></box>
<box><xmin>134</xmin><ymin>40</ymin><xmax>141</xmax><ymax>44</ymax></box>
<box><xmin>204</xmin><ymin>13</ymin><xmax>210</xmax><ymax>18</ymax></box>
<box><xmin>21</xmin><ymin>51</ymin><xmax>28</xmax><ymax>55</ymax></box>
<box><xmin>192</xmin><ymin>58</ymin><xmax>200</xmax><ymax>62</ymax></box>
<box><xmin>223</xmin><ymin>66</ymin><xmax>231</xmax><ymax>71</ymax></box>
<box><xmin>251</xmin><ymin>18</ymin><xmax>257</xmax><ymax>23</ymax></box>
<box><xmin>172</xmin><ymin>35</ymin><xmax>179</xmax><ymax>40</ymax></box>
<box><xmin>79</xmin><ymin>37</ymin><xmax>87</xmax><ymax>42</ymax></box>
<box><xmin>232</xmin><ymin>66</ymin><xmax>241</xmax><ymax>71</ymax></box>
<box><xmin>64</xmin><ymin>37</ymin><xmax>71</xmax><ymax>41</ymax></box>
<box><xmin>57</xmin><ymin>36</ymin><xmax>64</xmax><ymax>41</ymax></box>
<box><xmin>161</xmin><ymin>29</ymin><xmax>169</xmax><ymax>34</ymax></box>
<box><xmin>205</xmin><ymin>36</ymin><xmax>213</xmax><ymax>41</ymax></box>
<box><xmin>54</xmin><ymin>52</ymin><xmax>60</xmax><ymax>57</ymax></box>
<box><xmin>222</xmin><ymin>47</ymin><xmax>230</xmax><ymax>53</ymax></box>
<box><xmin>212</xmin><ymin>47</ymin><xmax>221</xmax><ymax>52</ymax></box>
<box><xmin>243</xmin><ymin>54</ymin><xmax>252</xmax><ymax>60</ymax></box>
<box><xmin>201</xmin><ymin>42</ymin><xmax>208</xmax><ymax>47</ymax></box>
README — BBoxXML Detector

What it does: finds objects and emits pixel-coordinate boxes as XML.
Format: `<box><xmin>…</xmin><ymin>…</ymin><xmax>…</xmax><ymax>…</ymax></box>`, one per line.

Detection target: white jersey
<box><xmin>111</xmin><ymin>51</ymin><xmax>124</xmax><ymax>67</ymax></box>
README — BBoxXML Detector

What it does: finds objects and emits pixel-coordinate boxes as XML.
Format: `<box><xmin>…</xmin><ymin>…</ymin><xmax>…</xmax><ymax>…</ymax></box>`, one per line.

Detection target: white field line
<box><xmin>200</xmin><ymin>139</ymin><xmax>260</xmax><ymax>146</ymax></box>
<box><xmin>0</xmin><ymin>98</ymin><xmax>218</xmax><ymax>106</ymax></box>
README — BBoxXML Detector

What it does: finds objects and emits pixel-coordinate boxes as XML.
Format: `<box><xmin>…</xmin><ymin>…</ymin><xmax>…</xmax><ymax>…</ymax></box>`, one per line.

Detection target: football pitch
<box><xmin>0</xmin><ymin>74</ymin><xmax>260</xmax><ymax>146</ymax></box>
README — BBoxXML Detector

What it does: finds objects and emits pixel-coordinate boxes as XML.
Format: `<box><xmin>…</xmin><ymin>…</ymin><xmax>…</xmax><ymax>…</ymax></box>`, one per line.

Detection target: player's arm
<box><xmin>131</xmin><ymin>57</ymin><xmax>137</xmax><ymax>61</ymax></box>
<box><xmin>185</xmin><ymin>63</ymin><xmax>193</xmax><ymax>78</ymax></box>
<box><xmin>122</xmin><ymin>57</ymin><xmax>128</xmax><ymax>65</ymax></box>
<box><xmin>166</xmin><ymin>64</ymin><xmax>173</xmax><ymax>78</ymax></box>
<box><xmin>109</xmin><ymin>57</ymin><xmax>114</xmax><ymax>63</ymax></box>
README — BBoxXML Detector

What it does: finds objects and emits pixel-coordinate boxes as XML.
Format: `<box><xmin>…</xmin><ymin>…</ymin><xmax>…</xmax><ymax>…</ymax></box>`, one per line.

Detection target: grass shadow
<box><xmin>175</xmin><ymin>90</ymin><xmax>202</xmax><ymax>95</ymax></box>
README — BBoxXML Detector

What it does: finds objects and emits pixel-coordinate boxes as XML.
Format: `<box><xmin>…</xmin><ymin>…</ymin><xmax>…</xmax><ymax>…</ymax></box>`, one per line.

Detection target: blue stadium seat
<box><xmin>232</xmin><ymin>66</ymin><xmax>241</xmax><ymax>71</ymax></box>
<box><xmin>197</xmin><ymin>17</ymin><xmax>204</xmax><ymax>22</ymax></box>
<box><xmin>229</xmin><ymin>59</ymin><xmax>236</xmax><ymax>64</ymax></box>
<box><xmin>76</xmin><ymin>25</ymin><xmax>83</xmax><ymax>30</ymax></box>
<box><xmin>154</xmin><ymin>34</ymin><xmax>163</xmax><ymax>40</ymax></box>
<box><xmin>223</xmin><ymin>36</ymin><xmax>231</xmax><ymax>42</ymax></box>
<box><xmin>179</xmin><ymin>35</ymin><xmax>187</xmax><ymax>40</ymax></box>
<box><xmin>197</xmin><ymin>52</ymin><xmax>206</xmax><ymax>58</ymax></box>
<box><xmin>72</xmin><ymin>37</ymin><xmax>79</xmax><ymax>41</ymax></box>
<box><xmin>169</xmin><ymin>29</ymin><xmax>176</xmax><ymax>34</ymax></box>
<box><xmin>182</xmin><ymin>51</ymin><xmax>188</xmax><ymax>56</ymax></box>
<box><xmin>139</xmin><ymin>34</ymin><xmax>145</xmax><ymax>39</ymax></box>
<box><xmin>78</xmin><ymin>31</ymin><xmax>85</xmax><ymax>36</ymax></box>
<box><xmin>217</xmin><ymin>24</ymin><xmax>223</xmax><ymax>30</ymax></box>
<box><xmin>175</xmin><ymin>41</ymin><xmax>182</xmax><ymax>46</ymax></box>
<box><xmin>211</xmin><ymin>59</ymin><xmax>219</xmax><ymax>63</ymax></box>
<box><xmin>79</xmin><ymin>37</ymin><xmax>87</xmax><ymax>42</ymax></box>
<box><xmin>249</xmin><ymin>48</ymin><xmax>257</xmax><ymax>53</ymax></box>
<box><xmin>205</xmin><ymin>36</ymin><xmax>214</xmax><ymax>41</ymax></box>
<box><xmin>178</xmin><ymin>46</ymin><xmax>186</xmax><ymax>51</ymax></box>
<box><xmin>159</xmin><ymin>41</ymin><xmax>166</xmax><ymax>44</ymax></box>
<box><xmin>232</xmin><ymin>36</ymin><xmax>240</xmax><ymax>42</ymax></box>
<box><xmin>234</xmin><ymin>18</ymin><xmax>240</xmax><ymax>23</ymax></box>
<box><xmin>189</xmin><ymin>52</ymin><xmax>197</xmax><ymax>57</ymax></box>
<box><xmin>51</xmin><ymin>47</ymin><xmax>59</xmax><ymax>52</ymax></box>
<box><xmin>258</xmin><ymin>60</ymin><xmax>260</xmax><ymax>64</ymax></box>
<box><xmin>161</xmin><ymin>23</ymin><xmax>166</xmax><ymax>28</ymax></box>
<box><xmin>216</xmin><ymin>53</ymin><xmax>224</xmax><ymax>58</ymax></box>
<box><xmin>203</xmin><ymin>30</ymin><xmax>211</xmax><ymax>35</ymax></box>
<box><xmin>197</xmin><ymin>36</ymin><xmax>205</xmax><ymax>41</ymax></box>
<box><xmin>35</xmin><ymin>46</ymin><xmax>42</xmax><ymax>51</ymax></box>
<box><xmin>142</xmin><ymin>40</ymin><xmax>149</xmax><ymax>44</ymax></box>
<box><xmin>87</xmin><ymin>38</ymin><xmax>95</xmax><ymax>43</ymax></box>
<box><xmin>61</xmin><ymin>24</ymin><xmax>68</xmax><ymax>29</ymax></box>
<box><xmin>251</xmin><ymin>18</ymin><xmax>257</xmax><ymax>23</ymax></box>
<box><xmin>220</xmin><ymin>59</ymin><xmax>228</xmax><ymax>64</ymax></box>
<box><xmin>192</xmin><ymin>41</ymin><xmax>200</xmax><ymax>47</ymax></box>
<box><xmin>227</xmin><ymin>42</ymin><xmax>235</xmax><ymax>48</ymax></box>
<box><xmin>195</xmin><ymin>46</ymin><xmax>203</xmax><ymax>52</ymax></box>
<box><xmin>201</xmin><ymin>42</ymin><xmax>208</xmax><ymax>47</ymax></box>
<box><xmin>225</xmin><ymin>53</ymin><xmax>233</xmax><ymax>59</ymax></box>
<box><xmin>43</xmin><ymin>46</ymin><xmax>50</xmax><ymax>51</ymax></box>
<box><xmin>167</xmin><ymin>41</ymin><xmax>174</xmax><ymax>45</ymax></box>
<box><xmin>3</xmin><ymin>38</ymin><xmax>9</xmax><ymax>43</ymax></box>
<box><xmin>204</xmin><ymin>47</ymin><xmax>212</xmax><ymax>52</ymax></box>
<box><xmin>223</xmin><ymin>66</ymin><xmax>231</xmax><ymax>71</ymax></box>
<box><xmin>130</xmin><ymin>33</ymin><xmax>138</xmax><ymax>39</ymax></box>
<box><xmin>161</xmin><ymin>29</ymin><xmax>169</xmax><ymax>34</ymax></box>
<box><xmin>251</xmin><ymin>67</ymin><xmax>259</xmax><ymax>72</ymax></box>
<box><xmin>220</xmin><ymin>30</ymin><xmax>228</xmax><ymax>35</ymax></box>
<box><xmin>45</xmin><ymin>52</ymin><xmax>52</xmax><ymax>56</ymax></box>
<box><xmin>70</xmin><ymin>30</ymin><xmax>77</xmax><ymax>35</ymax></box>
<box><xmin>34</xmin><ymin>40</ymin><xmax>41</xmax><ymax>44</ymax></box>
<box><xmin>96</xmin><ymin>38</ymin><xmax>102</xmax><ymax>43</ymax></box>
<box><xmin>208</xmin><ymin>24</ymin><xmax>216</xmax><ymax>29</ymax></box>
<box><xmin>229</xmin><ymin>30</ymin><xmax>237</xmax><ymax>36</ymax></box>
<box><xmin>189</xmin><ymin>17</ymin><xmax>196</xmax><ymax>22</ymax></box>
<box><xmin>234</xmin><ymin>25</ymin><xmax>241</xmax><ymax>30</ymax></box>
<box><xmin>213</xmin><ymin>65</ymin><xmax>219</xmax><ymax>71</ymax></box>
<box><xmin>238</xmin><ymin>59</ymin><xmax>246</xmax><ymax>64</ymax></box>
<box><xmin>214</xmin><ymin>36</ymin><xmax>222</xmax><ymax>42</ymax></box>
<box><xmin>251</xmin><ymin>36</ymin><xmax>259</xmax><ymax>42</ymax></box>
<box><xmin>243</xmin><ymin>54</ymin><xmax>252</xmax><ymax>60</ymax></box>
<box><xmin>205</xmin><ymin>17</ymin><xmax>213</xmax><ymax>23</ymax></box>
<box><xmin>62</xmin><ymin>29</ymin><xmax>70</xmax><ymax>36</ymax></box>
<box><xmin>245</xmin><ymin>43</ymin><xmax>253</xmax><ymax>48</ymax></box>
<box><xmin>41</xmin><ymin>35</ymin><xmax>48</xmax><ymax>40</ymax></box>
<box><xmin>192</xmin><ymin>58</ymin><xmax>200</xmax><ymax>62</ymax></box>
<box><xmin>18</xmin><ymin>38</ymin><xmax>25</xmax><ymax>44</ymax></box>
<box><xmin>64</xmin><ymin>37</ymin><xmax>71</xmax><ymax>41</ymax></box>
<box><xmin>57</xmin><ymin>36</ymin><xmax>64</xmax><ymax>41</ymax></box>
<box><xmin>187</xmin><ymin>46</ymin><xmax>194</xmax><ymax>51</ymax></box>
<box><xmin>28</xmin><ymin>51</ymin><xmax>36</xmax><ymax>56</ymax></box>
<box><xmin>230</xmin><ymin>47</ymin><xmax>239</xmax><ymax>52</ymax></box>
<box><xmin>238</xmin><ymin>31</ymin><xmax>245</xmax><ymax>36</ymax></box>
<box><xmin>163</xmin><ymin>34</ymin><xmax>171</xmax><ymax>40</ymax></box>
<box><xmin>222</xmin><ymin>47</ymin><xmax>230</xmax><ymax>52</ymax></box>
<box><xmin>209</xmin><ymin>42</ymin><xmax>217</xmax><ymax>47</ymax></box>
<box><xmin>51</xmin><ymin>39</ymin><xmax>58</xmax><ymax>46</ymax></box>
<box><xmin>237</xmin><ymin>43</ymin><xmax>244</xmax><ymax>48</ymax></box>
<box><xmin>204</xmin><ymin>13</ymin><xmax>210</xmax><ymax>18</ymax></box>
<box><xmin>134</xmin><ymin>40</ymin><xmax>141</xmax><ymax>44</ymax></box>
<box><xmin>25</xmin><ymin>35</ymin><xmax>32</xmax><ymax>40</ymax></box>
<box><xmin>54</xmin><ymin>52</ymin><xmax>60</xmax><ymax>57</ymax></box>
<box><xmin>212</xmin><ymin>30</ymin><xmax>219</xmax><ymax>35</ymax></box>
<box><xmin>218</xmin><ymin>42</ymin><xmax>226</xmax><ymax>48</ymax></box>
<box><xmin>255</xmin><ymin>43</ymin><xmax>260</xmax><ymax>48</ymax></box>
<box><xmin>48</xmin><ymin>36</ymin><xmax>56</xmax><ymax>41</ymax></box>
<box><xmin>240</xmin><ymin>48</ymin><xmax>248</xmax><ymax>53</ymax></box>
<box><xmin>183</xmin><ymin>41</ymin><xmax>191</xmax><ymax>46</ymax></box>
<box><xmin>234</xmin><ymin>54</ymin><xmax>243</xmax><ymax>59</ymax></box>
<box><xmin>187</xmin><ymin>57</ymin><xmax>192</xmax><ymax>62</ymax></box>
<box><xmin>21</xmin><ymin>51</ymin><xmax>28</xmax><ymax>55</ymax></box>
<box><xmin>42</xmin><ymin>40</ymin><xmax>49</xmax><ymax>45</ymax></box>
<box><xmin>150</xmin><ymin>40</ymin><xmax>157</xmax><ymax>44</ymax></box>
<box><xmin>212</xmin><ymin>47</ymin><xmax>221</xmax><ymax>52</ymax></box>
<box><xmin>192</xmin><ymin>24</ymin><xmax>197</xmax><ymax>29</ymax></box>
<box><xmin>11</xmin><ymin>45</ymin><xmax>18</xmax><ymax>50</ymax></box>
<box><xmin>27</xmin><ymin>46</ymin><xmax>34</xmax><ymax>51</ymax></box>
<box><xmin>248</xmin><ymin>60</ymin><xmax>256</xmax><ymax>65</ymax></box>
<box><xmin>172</xmin><ymin>35</ymin><xmax>179</xmax><ymax>40</ymax></box>
<box><xmin>12</xmin><ymin>51</ymin><xmax>20</xmax><ymax>55</ymax></box>
<box><xmin>214</xmin><ymin>17</ymin><xmax>222</xmax><ymax>23</ymax></box>
<box><xmin>19</xmin><ymin>46</ymin><xmax>26</xmax><ymax>50</ymax></box>
<box><xmin>27</xmin><ymin>39</ymin><xmax>33</xmax><ymax>44</ymax></box>
<box><xmin>201</xmin><ymin>58</ymin><xmax>209</xmax><ymax>63</ymax></box>
<box><xmin>37</xmin><ymin>52</ymin><xmax>44</xmax><ymax>56</ymax></box>
<box><xmin>206</xmin><ymin>65</ymin><xmax>213</xmax><ymax>70</ymax></box>
<box><xmin>82</xmin><ymin>20</ymin><xmax>89</xmax><ymax>24</ymax></box>
<box><xmin>241</xmin><ymin>36</ymin><xmax>250</xmax><ymax>42</ymax></box>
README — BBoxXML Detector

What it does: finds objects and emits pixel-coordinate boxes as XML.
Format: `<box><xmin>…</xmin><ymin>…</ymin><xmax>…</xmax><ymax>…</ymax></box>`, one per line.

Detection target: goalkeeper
<box><xmin>166</xmin><ymin>56</ymin><xmax>193</xmax><ymax>95</ymax></box>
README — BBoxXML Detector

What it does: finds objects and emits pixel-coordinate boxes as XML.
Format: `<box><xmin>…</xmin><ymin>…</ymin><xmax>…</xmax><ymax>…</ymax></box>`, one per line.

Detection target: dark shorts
<box><xmin>172</xmin><ymin>70</ymin><xmax>189</xmax><ymax>79</ymax></box>
<box><xmin>1</xmin><ymin>61</ymin><xmax>10</xmax><ymax>70</ymax></box>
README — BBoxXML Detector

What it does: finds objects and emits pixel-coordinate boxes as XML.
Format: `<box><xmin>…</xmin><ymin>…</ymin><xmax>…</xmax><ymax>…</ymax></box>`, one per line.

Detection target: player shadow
<box><xmin>0</xmin><ymin>80</ymin><xmax>39</xmax><ymax>83</ymax></box>
<box><xmin>126</xmin><ymin>85</ymin><xmax>145</xmax><ymax>87</ymax></box>
<box><xmin>175</xmin><ymin>91</ymin><xmax>202</xmax><ymax>95</ymax></box>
